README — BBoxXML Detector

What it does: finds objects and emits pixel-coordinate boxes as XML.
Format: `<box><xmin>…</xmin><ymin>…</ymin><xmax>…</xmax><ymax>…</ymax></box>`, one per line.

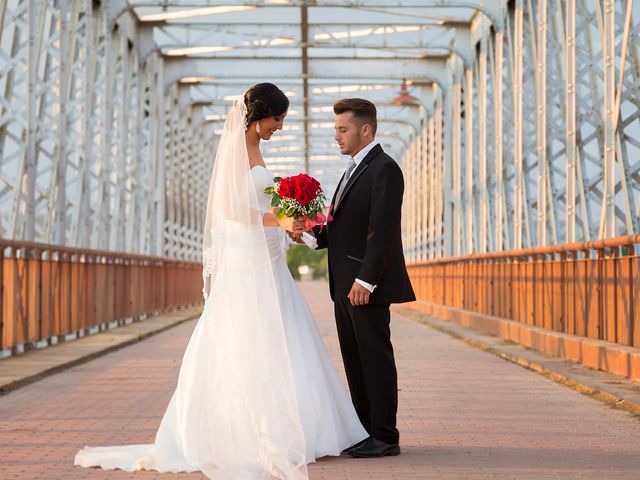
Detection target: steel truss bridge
<box><xmin>2</xmin><ymin>1</ymin><xmax>640</xmax><ymax>376</ymax></box>
<box><xmin>2</xmin><ymin>0</ymin><xmax>637</xmax><ymax>260</ymax></box>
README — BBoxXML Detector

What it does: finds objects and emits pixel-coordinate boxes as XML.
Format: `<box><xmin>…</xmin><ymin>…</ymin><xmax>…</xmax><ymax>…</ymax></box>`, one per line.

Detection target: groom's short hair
<box><xmin>333</xmin><ymin>98</ymin><xmax>377</xmax><ymax>137</ymax></box>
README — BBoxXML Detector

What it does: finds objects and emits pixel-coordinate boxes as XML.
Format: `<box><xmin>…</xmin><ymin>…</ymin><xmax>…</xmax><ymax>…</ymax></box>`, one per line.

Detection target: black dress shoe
<box><xmin>347</xmin><ymin>437</ymin><xmax>401</xmax><ymax>458</ymax></box>
<box><xmin>341</xmin><ymin>437</ymin><xmax>369</xmax><ymax>454</ymax></box>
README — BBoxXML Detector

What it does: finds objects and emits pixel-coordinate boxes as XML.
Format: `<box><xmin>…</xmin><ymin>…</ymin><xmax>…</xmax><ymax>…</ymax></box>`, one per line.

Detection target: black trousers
<box><xmin>334</xmin><ymin>296</ymin><xmax>399</xmax><ymax>444</ymax></box>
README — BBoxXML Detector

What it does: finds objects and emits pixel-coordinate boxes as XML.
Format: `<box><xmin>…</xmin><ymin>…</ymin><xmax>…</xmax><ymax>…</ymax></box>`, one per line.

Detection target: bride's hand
<box><xmin>279</xmin><ymin>216</ymin><xmax>305</xmax><ymax>234</ymax></box>
<box><xmin>273</xmin><ymin>208</ymin><xmax>305</xmax><ymax>233</ymax></box>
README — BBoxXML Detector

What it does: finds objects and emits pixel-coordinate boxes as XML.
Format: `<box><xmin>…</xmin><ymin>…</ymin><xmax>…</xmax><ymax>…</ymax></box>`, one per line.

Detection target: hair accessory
<box><xmin>241</xmin><ymin>101</ymin><xmax>249</xmax><ymax>131</ymax></box>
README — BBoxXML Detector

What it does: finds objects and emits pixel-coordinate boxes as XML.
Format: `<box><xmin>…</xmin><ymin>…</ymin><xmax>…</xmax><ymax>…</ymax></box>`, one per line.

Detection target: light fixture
<box><xmin>180</xmin><ymin>76</ymin><xmax>217</xmax><ymax>84</ymax></box>
<box><xmin>312</xmin><ymin>85</ymin><xmax>389</xmax><ymax>94</ymax></box>
<box><xmin>391</xmin><ymin>79</ymin><xmax>419</xmax><ymax>106</ymax></box>
<box><xmin>165</xmin><ymin>46</ymin><xmax>232</xmax><ymax>56</ymax></box>
<box><xmin>268</xmin><ymin>145</ymin><xmax>302</xmax><ymax>152</ymax></box>
<box><xmin>140</xmin><ymin>6</ymin><xmax>256</xmax><ymax>22</ymax></box>
<box><xmin>266</xmin><ymin>165</ymin><xmax>301</xmax><ymax>171</ymax></box>
<box><xmin>310</xmin><ymin>122</ymin><xmax>335</xmax><ymax>129</ymax></box>
<box><xmin>311</xmin><ymin>155</ymin><xmax>341</xmax><ymax>161</ymax></box>
<box><xmin>246</xmin><ymin>37</ymin><xmax>295</xmax><ymax>47</ymax></box>
<box><xmin>314</xmin><ymin>26</ymin><xmax>421</xmax><ymax>41</ymax></box>
<box><xmin>264</xmin><ymin>156</ymin><xmax>300</xmax><ymax>162</ymax></box>
<box><xmin>266</xmin><ymin>135</ymin><xmax>297</xmax><ymax>142</ymax></box>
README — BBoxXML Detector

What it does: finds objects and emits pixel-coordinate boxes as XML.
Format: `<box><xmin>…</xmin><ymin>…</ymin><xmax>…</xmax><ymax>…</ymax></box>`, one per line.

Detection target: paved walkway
<box><xmin>0</xmin><ymin>307</ymin><xmax>202</xmax><ymax>394</ymax></box>
<box><xmin>2</xmin><ymin>281</ymin><xmax>640</xmax><ymax>479</ymax></box>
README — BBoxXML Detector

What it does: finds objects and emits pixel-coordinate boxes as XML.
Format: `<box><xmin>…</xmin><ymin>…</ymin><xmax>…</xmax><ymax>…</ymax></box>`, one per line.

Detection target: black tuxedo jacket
<box><xmin>314</xmin><ymin>144</ymin><xmax>416</xmax><ymax>304</ymax></box>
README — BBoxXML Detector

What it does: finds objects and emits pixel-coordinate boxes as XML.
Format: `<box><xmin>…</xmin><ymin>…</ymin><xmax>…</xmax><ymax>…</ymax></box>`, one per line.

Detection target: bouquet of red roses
<box><xmin>264</xmin><ymin>173</ymin><xmax>331</xmax><ymax>230</ymax></box>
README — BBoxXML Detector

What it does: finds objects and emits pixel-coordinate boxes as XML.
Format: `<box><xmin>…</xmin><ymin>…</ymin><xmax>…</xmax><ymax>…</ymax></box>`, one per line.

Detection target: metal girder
<box><xmin>152</xmin><ymin>23</ymin><xmax>457</xmax><ymax>49</ymax></box>
<box><xmin>124</xmin><ymin>1</ymin><xmax>495</xmax><ymax>24</ymax></box>
<box><xmin>162</xmin><ymin>56</ymin><xmax>451</xmax><ymax>90</ymax></box>
<box><xmin>0</xmin><ymin>0</ymin><xmax>210</xmax><ymax>259</ymax></box>
<box><xmin>400</xmin><ymin>0</ymin><xmax>640</xmax><ymax>261</ymax></box>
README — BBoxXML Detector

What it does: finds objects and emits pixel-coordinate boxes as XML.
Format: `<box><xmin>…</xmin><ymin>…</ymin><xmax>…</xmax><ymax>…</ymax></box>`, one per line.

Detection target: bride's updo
<box><xmin>244</xmin><ymin>83</ymin><xmax>289</xmax><ymax>125</ymax></box>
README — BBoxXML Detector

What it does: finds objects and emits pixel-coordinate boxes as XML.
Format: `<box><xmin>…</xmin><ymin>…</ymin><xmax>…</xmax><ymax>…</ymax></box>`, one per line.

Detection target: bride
<box><xmin>74</xmin><ymin>83</ymin><xmax>368</xmax><ymax>480</ymax></box>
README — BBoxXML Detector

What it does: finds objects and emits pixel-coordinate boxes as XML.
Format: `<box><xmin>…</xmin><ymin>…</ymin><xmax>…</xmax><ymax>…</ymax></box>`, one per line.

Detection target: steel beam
<box><xmin>162</xmin><ymin>56</ymin><xmax>451</xmax><ymax>91</ymax></box>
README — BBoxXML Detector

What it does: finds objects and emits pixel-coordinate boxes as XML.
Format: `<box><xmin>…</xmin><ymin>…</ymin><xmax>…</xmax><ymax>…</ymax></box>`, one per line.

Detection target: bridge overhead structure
<box><xmin>402</xmin><ymin>0</ymin><xmax>640</xmax><ymax>261</ymax></box>
<box><xmin>0</xmin><ymin>0</ymin><xmax>486</xmax><ymax>260</ymax></box>
<box><xmin>1</xmin><ymin>1</ymin><xmax>639</xmax><ymax>262</ymax></box>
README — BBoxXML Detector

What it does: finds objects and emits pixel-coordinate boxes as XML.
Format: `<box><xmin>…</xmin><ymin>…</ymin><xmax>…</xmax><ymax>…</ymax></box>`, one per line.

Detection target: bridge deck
<box><xmin>1</xmin><ymin>281</ymin><xmax>639</xmax><ymax>479</ymax></box>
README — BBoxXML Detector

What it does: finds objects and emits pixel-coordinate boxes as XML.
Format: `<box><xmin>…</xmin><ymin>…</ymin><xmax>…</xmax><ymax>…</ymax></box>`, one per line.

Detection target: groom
<box><xmin>307</xmin><ymin>98</ymin><xmax>415</xmax><ymax>458</ymax></box>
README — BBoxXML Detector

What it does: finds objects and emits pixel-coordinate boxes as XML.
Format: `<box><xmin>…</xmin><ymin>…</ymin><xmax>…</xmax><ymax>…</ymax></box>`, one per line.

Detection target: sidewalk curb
<box><xmin>393</xmin><ymin>305</ymin><xmax>640</xmax><ymax>418</ymax></box>
<box><xmin>0</xmin><ymin>307</ymin><xmax>202</xmax><ymax>396</ymax></box>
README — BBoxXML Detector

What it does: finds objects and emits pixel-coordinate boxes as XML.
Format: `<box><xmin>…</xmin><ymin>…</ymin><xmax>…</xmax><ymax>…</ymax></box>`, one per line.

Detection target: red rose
<box><xmin>290</xmin><ymin>176</ymin><xmax>303</xmax><ymax>201</ymax></box>
<box><xmin>277</xmin><ymin>177</ymin><xmax>297</xmax><ymax>199</ymax></box>
<box><xmin>290</xmin><ymin>174</ymin><xmax>317</xmax><ymax>206</ymax></box>
<box><xmin>277</xmin><ymin>180</ymin><xmax>290</xmax><ymax>197</ymax></box>
<box><xmin>287</xmin><ymin>179</ymin><xmax>298</xmax><ymax>198</ymax></box>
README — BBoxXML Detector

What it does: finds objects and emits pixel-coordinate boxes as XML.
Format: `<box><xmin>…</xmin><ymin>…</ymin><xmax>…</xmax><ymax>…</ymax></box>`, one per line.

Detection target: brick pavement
<box><xmin>1</xmin><ymin>281</ymin><xmax>640</xmax><ymax>479</ymax></box>
<box><xmin>0</xmin><ymin>307</ymin><xmax>202</xmax><ymax>394</ymax></box>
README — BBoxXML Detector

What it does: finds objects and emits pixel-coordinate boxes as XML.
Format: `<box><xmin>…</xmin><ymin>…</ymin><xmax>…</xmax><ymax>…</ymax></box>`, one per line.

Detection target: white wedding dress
<box><xmin>74</xmin><ymin>164</ymin><xmax>368</xmax><ymax>479</ymax></box>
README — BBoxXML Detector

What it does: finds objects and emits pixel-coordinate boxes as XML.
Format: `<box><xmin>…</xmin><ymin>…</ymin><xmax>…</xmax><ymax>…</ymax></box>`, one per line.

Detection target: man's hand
<box><xmin>279</xmin><ymin>216</ymin><xmax>305</xmax><ymax>233</ymax></box>
<box><xmin>287</xmin><ymin>231</ymin><xmax>304</xmax><ymax>244</ymax></box>
<box><xmin>348</xmin><ymin>281</ymin><xmax>371</xmax><ymax>306</ymax></box>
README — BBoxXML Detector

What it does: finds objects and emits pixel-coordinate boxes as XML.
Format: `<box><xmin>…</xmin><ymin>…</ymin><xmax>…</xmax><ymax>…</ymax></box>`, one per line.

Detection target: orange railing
<box><xmin>1</xmin><ymin>240</ymin><xmax>202</xmax><ymax>353</ymax></box>
<box><xmin>408</xmin><ymin>235</ymin><xmax>640</xmax><ymax>348</ymax></box>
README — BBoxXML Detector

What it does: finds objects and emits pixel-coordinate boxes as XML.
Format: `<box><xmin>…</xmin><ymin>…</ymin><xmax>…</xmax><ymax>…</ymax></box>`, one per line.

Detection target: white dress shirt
<box><xmin>303</xmin><ymin>140</ymin><xmax>380</xmax><ymax>294</ymax></box>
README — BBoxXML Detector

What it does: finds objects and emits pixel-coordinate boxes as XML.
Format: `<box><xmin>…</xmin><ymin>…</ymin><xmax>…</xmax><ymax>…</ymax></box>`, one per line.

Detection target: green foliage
<box><xmin>287</xmin><ymin>244</ymin><xmax>328</xmax><ymax>280</ymax></box>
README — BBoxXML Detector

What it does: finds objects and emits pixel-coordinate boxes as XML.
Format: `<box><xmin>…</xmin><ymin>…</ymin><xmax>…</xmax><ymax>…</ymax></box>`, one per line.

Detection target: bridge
<box><xmin>2</xmin><ymin>1</ymin><xmax>640</xmax><ymax>479</ymax></box>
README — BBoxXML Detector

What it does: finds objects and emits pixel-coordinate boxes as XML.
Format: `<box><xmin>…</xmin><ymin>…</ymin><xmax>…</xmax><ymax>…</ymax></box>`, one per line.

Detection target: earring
<box><xmin>256</xmin><ymin>121</ymin><xmax>261</xmax><ymax>134</ymax></box>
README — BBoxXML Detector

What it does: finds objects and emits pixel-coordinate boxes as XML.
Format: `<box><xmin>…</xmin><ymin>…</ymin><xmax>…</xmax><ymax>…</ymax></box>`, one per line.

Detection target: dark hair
<box><xmin>333</xmin><ymin>98</ymin><xmax>377</xmax><ymax>136</ymax></box>
<box><xmin>244</xmin><ymin>83</ymin><xmax>289</xmax><ymax>124</ymax></box>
